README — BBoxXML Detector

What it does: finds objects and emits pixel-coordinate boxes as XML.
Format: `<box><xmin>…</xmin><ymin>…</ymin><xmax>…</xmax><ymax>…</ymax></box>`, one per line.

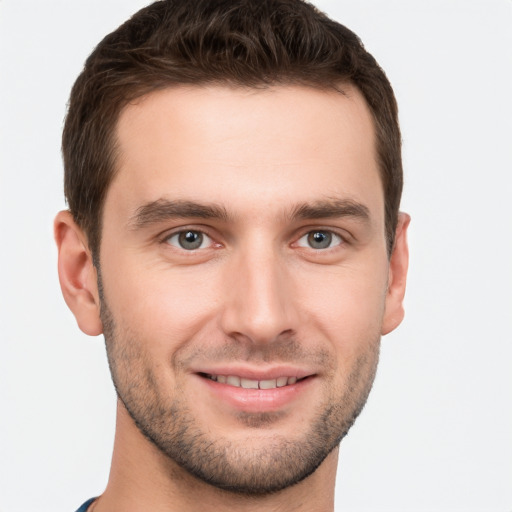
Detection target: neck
<box><xmin>94</xmin><ymin>401</ymin><xmax>338</xmax><ymax>512</ymax></box>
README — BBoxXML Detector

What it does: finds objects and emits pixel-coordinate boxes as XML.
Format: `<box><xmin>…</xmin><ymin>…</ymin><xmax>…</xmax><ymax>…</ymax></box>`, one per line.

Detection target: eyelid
<box><xmin>166</xmin><ymin>231</ymin><xmax>212</xmax><ymax>250</ymax></box>
<box><xmin>156</xmin><ymin>224</ymin><xmax>351</xmax><ymax>252</ymax></box>
<box><xmin>159</xmin><ymin>225</ymin><xmax>221</xmax><ymax>249</ymax></box>
<box><xmin>292</xmin><ymin>226</ymin><xmax>351</xmax><ymax>246</ymax></box>
<box><xmin>296</xmin><ymin>230</ymin><xmax>344</xmax><ymax>250</ymax></box>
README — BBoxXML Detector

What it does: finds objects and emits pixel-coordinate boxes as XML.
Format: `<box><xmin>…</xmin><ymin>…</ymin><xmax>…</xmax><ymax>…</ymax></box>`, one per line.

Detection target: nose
<box><xmin>219</xmin><ymin>241</ymin><xmax>298</xmax><ymax>345</ymax></box>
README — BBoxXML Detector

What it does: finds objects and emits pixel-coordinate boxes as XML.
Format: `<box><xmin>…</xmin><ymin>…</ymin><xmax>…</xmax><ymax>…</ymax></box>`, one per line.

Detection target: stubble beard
<box><xmin>99</xmin><ymin>292</ymin><xmax>380</xmax><ymax>496</ymax></box>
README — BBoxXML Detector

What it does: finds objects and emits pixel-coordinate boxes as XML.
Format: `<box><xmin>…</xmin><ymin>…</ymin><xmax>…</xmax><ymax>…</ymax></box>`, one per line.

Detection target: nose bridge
<box><xmin>220</xmin><ymin>235</ymin><xmax>296</xmax><ymax>344</ymax></box>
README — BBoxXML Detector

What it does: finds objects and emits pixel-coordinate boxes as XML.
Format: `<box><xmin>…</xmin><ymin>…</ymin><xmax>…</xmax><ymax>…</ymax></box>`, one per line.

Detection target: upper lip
<box><xmin>192</xmin><ymin>365</ymin><xmax>316</xmax><ymax>381</ymax></box>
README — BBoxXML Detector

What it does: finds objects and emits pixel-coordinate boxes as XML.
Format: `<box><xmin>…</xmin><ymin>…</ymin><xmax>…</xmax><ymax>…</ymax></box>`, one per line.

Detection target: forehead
<box><xmin>109</xmin><ymin>84</ymin><xmax>382</xmax><ymax>223</ymax></box>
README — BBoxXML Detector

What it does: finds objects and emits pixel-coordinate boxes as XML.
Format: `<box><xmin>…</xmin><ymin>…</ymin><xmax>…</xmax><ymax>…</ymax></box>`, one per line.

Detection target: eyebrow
<box><xmin>290</xmin><ymin>198</ymin><xmax>371</xmax><ymax>223</ymax></box>
<box><xmin>129</xmin><ymin>199</ymin><xmax>231</xmax><ymax>229</ymax></box>
<box><xmin>129</xmin><ymin>197</ymin><xmax>371</xmax><ymax>230</ymax></box>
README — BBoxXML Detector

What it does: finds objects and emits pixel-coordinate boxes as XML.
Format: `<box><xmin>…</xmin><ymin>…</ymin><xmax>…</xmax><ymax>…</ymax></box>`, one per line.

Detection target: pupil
<box><xmin>179</xmin><ymin>231</ymin><xmax>203</xmax><ymax>249</ymax></box>
<box><xmin>308</xmin><ymin>231</ymin><xmax>331</xmax><ymax>249</ymax></box>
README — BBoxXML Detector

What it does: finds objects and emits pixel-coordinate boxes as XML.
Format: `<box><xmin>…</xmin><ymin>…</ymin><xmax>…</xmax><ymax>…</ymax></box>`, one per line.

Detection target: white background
<box><xmin>0</xmin><ymin>1</ymin><xmax>511</xmax><ymax>511</ymax></box>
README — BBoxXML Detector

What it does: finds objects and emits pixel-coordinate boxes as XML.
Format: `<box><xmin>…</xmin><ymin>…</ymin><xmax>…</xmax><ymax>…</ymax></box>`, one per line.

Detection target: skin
<box><xmin>55</xmin><ymin>84</ymin><xmax>410</xmax><ymax>512</ymax></box>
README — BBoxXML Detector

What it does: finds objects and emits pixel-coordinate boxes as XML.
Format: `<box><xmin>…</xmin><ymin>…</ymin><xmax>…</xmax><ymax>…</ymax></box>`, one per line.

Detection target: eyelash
<box><xmin>295</xmin><ymin>229</ymin><xmax>345</xmax><ymax>251</ymax></box>
<box><xmin>162</xmin><ymin>228</ymin><xmax>217</xmax><ymax>251</ymax></box>
<box><xmin>161</xmin><ymin>227</ymin><xmax>348</xmax><ymax>253</ymax></box>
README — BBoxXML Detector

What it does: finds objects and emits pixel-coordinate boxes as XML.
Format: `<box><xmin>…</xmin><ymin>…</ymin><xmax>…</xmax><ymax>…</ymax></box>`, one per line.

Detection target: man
<box><xmin>54</xmin><ymin>0</ymin><xmax>410</xmax><ymax>510</ymax></box>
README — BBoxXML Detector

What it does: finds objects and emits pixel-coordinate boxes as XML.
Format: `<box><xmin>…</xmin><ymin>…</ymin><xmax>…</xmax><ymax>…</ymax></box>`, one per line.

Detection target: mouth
<box><xmin>195</xmin><ymin>369</ymin><xmax>316</xmax><ymax>413</ymax></box>
<box><xmin>199</xmin><ymin>373</ymin><xmax>307</xmax><ymax>390</ymax></box>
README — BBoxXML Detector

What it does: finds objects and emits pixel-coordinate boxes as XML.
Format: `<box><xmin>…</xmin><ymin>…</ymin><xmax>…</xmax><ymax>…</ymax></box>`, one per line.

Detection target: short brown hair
<box><xmin>62</xmin><ymin>0</ymin><xmax>402</xmax><ymax>260</ymax></box>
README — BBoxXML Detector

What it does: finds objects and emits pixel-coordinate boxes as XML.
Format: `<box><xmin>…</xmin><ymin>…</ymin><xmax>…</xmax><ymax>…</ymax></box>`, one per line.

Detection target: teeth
<box><xmin>259</xmin><ymin>379</ymin><xmax>277</xmax><ymax>389</ymax></box>
<box><xmin>226</xmin><ymin>375</ymin><xmax>241</xmax><ymax>387</ymax></box>
<box><xmin>240</xmin><ymin>378</ymin><xmax>259</xmax><ymax>389</ymax></box>
<box><xmin>208</xmin><ymin>374</ymin><xmax>300</xmax><ymax>389</ymax></box>
<box><xmin>276</xmin><ymin>376</ymin><xmax>288</xmax><ymax>387</ymax></box>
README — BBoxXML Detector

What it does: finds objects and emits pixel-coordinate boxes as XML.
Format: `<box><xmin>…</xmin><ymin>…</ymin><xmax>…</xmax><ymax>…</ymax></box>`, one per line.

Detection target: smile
<box><xmin>197</xmin><ymin>370</ymin><xmax>315</xmax><ymax>412</ymax></box>
<box><xmin>201</xmin><ymin>373</ymin><xmax>304</xmax><ymax>389</ymax></box>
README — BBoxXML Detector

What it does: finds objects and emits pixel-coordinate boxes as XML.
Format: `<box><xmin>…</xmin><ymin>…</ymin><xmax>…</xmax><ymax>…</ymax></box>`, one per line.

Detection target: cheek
<box><xmin>101</xmin><ymin>258</ymin><xmax>221</xmax><ymax>348</ymax></box>
<box><xmin>296</xmin><ymin>261</ymin><xmax>388</xmax><ymax>352</ymax></box>
<box><xmin>100</xmin><ymin>243</ymin><xmax>389</xmax><ymax>363</ymax></box>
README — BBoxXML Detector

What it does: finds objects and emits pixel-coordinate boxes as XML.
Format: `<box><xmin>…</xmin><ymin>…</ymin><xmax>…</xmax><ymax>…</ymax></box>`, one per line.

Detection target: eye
<box><xmin>296</xmin><ymin>230</ymin><xmax>343</xmax><ymax>250</ymax></box>
<box><xmin>165</xmin><ymin>230</ymin><xmax>212</xmax><ymax>250</ymax></box>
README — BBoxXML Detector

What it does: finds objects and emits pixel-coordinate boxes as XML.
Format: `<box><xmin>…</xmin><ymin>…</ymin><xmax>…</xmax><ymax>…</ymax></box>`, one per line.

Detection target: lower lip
<box><xmin>198</xmin><ymin>375</ymin><xmax>314</xmax><ymax>413</ymax></box>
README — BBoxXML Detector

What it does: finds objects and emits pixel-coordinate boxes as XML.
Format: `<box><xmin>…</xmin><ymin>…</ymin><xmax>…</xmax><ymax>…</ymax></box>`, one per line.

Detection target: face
<box><xmin>94</xmin><ymin>85</ymin><xmax>403</xmax><ymax>494</ymax></box>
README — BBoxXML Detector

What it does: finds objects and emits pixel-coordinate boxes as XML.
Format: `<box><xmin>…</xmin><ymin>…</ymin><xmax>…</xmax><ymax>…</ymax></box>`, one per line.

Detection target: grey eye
<box><xmin>166</xmin><ymin>230</ymin><xmax>210</xmax><ymax>250</ymax></box>
<box><xmin>297</xmin><ymin>230</ymin><xmax>342</xmax><ymax>250</ymax></box>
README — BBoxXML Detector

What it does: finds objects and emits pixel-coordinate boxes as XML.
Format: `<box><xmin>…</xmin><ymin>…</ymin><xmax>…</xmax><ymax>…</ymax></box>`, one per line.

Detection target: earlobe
<box><xmin>54</xmin><ymin>210</ymin><xmax>103</xmax><ymax>336</ymax></box>
<box><xmin>381</xmin><ymin>212</ymin><xmax>411</xmax><ymax>335</ymax></box>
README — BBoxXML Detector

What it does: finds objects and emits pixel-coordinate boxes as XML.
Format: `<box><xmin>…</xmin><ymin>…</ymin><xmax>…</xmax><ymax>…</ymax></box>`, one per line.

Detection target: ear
<box><xmin>381</xmin><ymin>212</ymin><xmax>411</xmax><ymax>335</ymax></box>
<box><xmin>54</xmin><ymin>210</ymin><xmax>103</xmax><ymax>336</ymax></box>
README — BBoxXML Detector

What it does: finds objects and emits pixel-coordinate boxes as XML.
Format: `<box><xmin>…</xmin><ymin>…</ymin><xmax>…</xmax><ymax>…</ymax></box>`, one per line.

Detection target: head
<box><xmin>56</xmin><ymin>0</ymin><xmax>409</xmax><ymax>499</ymax></box>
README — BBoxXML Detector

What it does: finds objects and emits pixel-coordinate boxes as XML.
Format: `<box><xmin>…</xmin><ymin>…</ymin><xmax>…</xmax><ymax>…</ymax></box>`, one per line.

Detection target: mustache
<box><xmin>175</xmin><ymin>336</ymin><xmax>332</xmax><ymax>369</ymax></box>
